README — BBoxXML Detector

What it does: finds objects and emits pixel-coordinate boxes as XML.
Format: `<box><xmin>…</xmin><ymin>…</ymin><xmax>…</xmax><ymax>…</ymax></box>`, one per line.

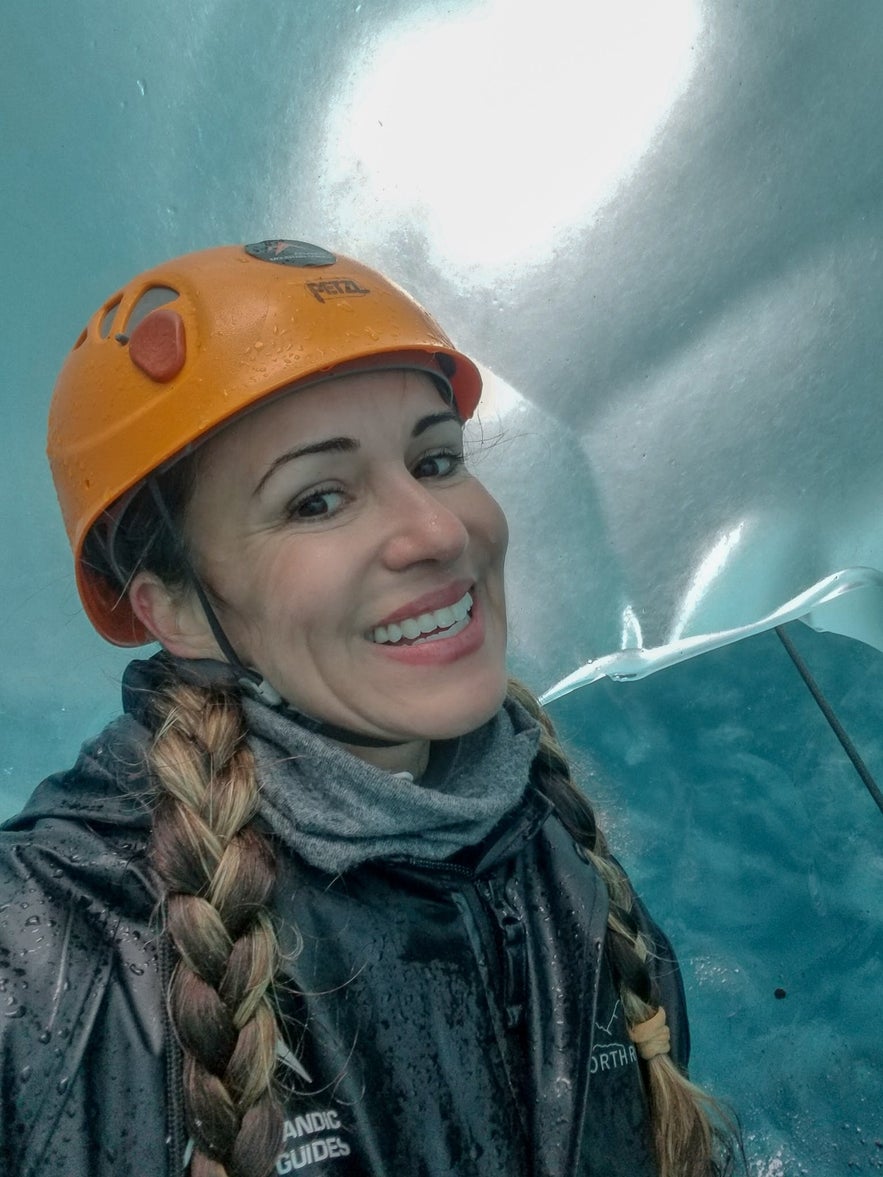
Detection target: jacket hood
<box><xmin>4</xmin><ymin>653</ymin><xmax>231</xmax><ymax>835</ymax></box>
<box><xmin>3</xmin><ymin>711</ymin><xmax>155</xmax><ymax>834</ymax></box>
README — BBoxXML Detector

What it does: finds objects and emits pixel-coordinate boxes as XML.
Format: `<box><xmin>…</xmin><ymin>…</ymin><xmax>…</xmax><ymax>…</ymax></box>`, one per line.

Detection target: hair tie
<box><xmin>628</xmin><ymin>1006</ymin><xmax>671</xmax><ymax>1061</ymax></box>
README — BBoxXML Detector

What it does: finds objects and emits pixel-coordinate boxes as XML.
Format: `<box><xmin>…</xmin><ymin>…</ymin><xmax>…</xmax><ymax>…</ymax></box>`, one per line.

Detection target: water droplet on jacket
<box><xmin>38</xmin><ymin>1030</ymin><xmax>51</xmax><ymax>1044</ymax></box>
<box><xmin>57</xmin><ymin>1076</ymin><xmax>70</xmax><ymax>1094</ymax></box>
<box><xmin>129</xmin><ymin>963</ymin><xmax>145</xmax><ymax>976</ymax></box>
<box><xmin>25</xmin><ymin>915</ymin><xmax>40</xmax><ymax>926</ymax></box>
<box><xmin>20</xmin><ymin>1065</ymin><xmax>31</xmax><ymax>1082</ymax></box>
<box><xmin>4</xmin><ymin>1004</ymin><xmax>26</xmax><ymax>1018</ymax></box>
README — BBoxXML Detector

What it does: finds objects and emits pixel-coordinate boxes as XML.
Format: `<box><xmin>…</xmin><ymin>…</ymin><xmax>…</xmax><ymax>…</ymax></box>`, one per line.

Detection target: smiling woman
<box><xmin>1</xmin><ymin>241</ymin><xmax>739</xmax><ymax>1177</ymax></box>
<box><xmin>131</xmin><ymin>371</ymin><xmax>510</xmax><ymax>769</ymax></box>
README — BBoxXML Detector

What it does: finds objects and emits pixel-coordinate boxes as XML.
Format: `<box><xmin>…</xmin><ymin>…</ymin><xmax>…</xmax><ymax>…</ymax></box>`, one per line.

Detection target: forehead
<box><xmin>201</xmin><ymin>368</ymin><xmax>450</xmax><ymax>465</ymax></box>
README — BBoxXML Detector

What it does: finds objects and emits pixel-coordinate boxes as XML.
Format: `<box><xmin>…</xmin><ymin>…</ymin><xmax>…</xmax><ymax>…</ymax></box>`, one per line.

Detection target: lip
<box><xmin>370</xmin><ymin>593</ymin><xmax>486</xmax><ymax>666</ymax></box>
<box><xmin>373</xmin><ymin>578</ymin><xmax>474</xmax><ymax>629</ymax></box>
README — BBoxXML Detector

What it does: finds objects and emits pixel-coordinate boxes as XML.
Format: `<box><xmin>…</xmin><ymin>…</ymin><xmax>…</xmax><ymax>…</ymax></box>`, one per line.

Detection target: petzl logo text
<box><xmin>306</xmin><ymin>278</ymin><xmax>371</xmax><ymax>303</ymax></box>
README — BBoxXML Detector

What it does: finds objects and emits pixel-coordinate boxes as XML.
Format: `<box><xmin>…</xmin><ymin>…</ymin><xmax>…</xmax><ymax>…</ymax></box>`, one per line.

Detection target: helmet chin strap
<box><xmin>146</xmin><ymin>478</ymin><xmax>408</xmax><ymax>749</ymax></box>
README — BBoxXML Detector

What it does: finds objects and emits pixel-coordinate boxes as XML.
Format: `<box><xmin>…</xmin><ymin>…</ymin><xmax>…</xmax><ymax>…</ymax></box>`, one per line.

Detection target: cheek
<box><xmin>196</xmin><ymin>541</ymin><xmax>295</xmax><ymax>640</ymax></box>
<box><xmin>238</xmin><ymin>544</ymin><xmax>355</xmax><ymax>651</ymax></box>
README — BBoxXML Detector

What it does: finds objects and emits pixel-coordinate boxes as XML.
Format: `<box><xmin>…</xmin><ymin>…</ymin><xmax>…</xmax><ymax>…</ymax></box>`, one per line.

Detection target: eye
<box><xmin>288</xmin><ymin>486</ymin><xmax>346</xmax><ymax>520</ymax></box>
<box><xmin>412</xmin><ymin>449</ymin><xmax>464</xmax><ymax>479</ymax></box>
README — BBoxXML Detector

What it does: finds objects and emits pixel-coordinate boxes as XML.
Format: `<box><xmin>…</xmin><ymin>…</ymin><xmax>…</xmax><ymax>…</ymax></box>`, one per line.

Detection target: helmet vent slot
<box><xmin>98</xmin><ymin>297</ymin><xmax>122</xmax><ymax>339</ymax></box>
<box><xmin>123</xmin><ymin>285</ymin><xmax>179</xmax><ymax>335</ymax></box>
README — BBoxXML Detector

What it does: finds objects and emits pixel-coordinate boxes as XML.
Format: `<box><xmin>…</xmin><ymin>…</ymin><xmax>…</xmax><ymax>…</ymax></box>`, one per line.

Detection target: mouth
<box><xmin>368</xmin><ymin>590</ymin><xmax>474</xmax><ymax>647</ymax></box>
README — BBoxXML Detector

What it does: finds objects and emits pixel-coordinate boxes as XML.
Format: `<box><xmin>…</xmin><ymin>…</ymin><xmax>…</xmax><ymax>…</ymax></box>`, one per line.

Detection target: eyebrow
<box><xmin>412</xmin><ymin>410</ymin><xmax>462</xmax><ymax>436</ymax></box>
<box><xmin>253</xmin><ymin>411</ymin><xmax>462</xmax><ymax>496</ymax></box>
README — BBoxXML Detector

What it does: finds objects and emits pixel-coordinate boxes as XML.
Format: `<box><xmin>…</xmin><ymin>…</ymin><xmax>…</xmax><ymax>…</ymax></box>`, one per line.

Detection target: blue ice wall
<box><xmin>2</xmin><ymin>2</ymin><xmax>882</xmax><ymax>1172</ymax></box>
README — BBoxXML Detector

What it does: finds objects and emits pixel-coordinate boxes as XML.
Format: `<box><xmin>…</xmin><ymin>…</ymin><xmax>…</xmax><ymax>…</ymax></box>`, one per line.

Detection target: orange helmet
<box><xmin>47</xmin><ymin>240</ymin><xmax>482</xmax><ymax>646</ymax></box>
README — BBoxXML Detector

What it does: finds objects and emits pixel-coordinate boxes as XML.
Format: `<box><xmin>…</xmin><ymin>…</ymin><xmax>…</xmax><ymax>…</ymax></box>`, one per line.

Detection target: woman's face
<box><xmin>180</xmin><ymin>370</ymin><xmax>509</xmax><ymax>745</ymax></box>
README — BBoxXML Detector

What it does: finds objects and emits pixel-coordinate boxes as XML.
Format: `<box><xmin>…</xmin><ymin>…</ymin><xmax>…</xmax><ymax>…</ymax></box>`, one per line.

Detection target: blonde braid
<box><xmin>147</xmin><ymin>680</ymin><xmax>283</xmax><ymax>1177</ymax></box>
<box><xmin>508</xmin><ymin>678</ymin><xmax>735</xmax><ymax>1177</ymax></box>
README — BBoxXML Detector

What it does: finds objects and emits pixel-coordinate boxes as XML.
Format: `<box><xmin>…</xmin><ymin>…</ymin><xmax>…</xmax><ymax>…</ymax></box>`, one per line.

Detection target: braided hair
<box><xmin>85</xmin><ymin>471</ymin><xmax>287</xmax><ymax>1176</ymax></box>
<box><xmin>147</xmin><ymin>680</ymin><xmax>282</xmax><ymax>1176</ymax></box>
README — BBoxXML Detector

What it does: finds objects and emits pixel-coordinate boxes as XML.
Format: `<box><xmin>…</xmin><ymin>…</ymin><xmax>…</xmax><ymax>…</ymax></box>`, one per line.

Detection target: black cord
<box><xmin>147</xmin><ymin>477</ymin><xmax>254</xmax><ymax>674</ymax></box>
<box><xmin>775</xmin><ymin>624</ymin><xmax>883</xmax><ymax>818</ymax></box>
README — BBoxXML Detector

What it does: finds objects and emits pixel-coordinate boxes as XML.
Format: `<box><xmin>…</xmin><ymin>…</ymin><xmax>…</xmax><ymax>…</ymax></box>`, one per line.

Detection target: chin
<box><xmin>394</xmin><ymin>677</ymin><xmax>509</xmax><ymax>742</ymax></box>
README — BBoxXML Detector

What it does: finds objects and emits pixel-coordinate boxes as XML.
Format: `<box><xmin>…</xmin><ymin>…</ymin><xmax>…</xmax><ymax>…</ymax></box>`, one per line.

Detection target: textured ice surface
<box><xmin>3</xmin><ymin>2</ymin><xmax>882</xmax><ymax>1172</ymax></box>
<box><xmin>550</xmin><ymin>627</ymin><xmax>883</xmax><ymax>1175</ymax></box>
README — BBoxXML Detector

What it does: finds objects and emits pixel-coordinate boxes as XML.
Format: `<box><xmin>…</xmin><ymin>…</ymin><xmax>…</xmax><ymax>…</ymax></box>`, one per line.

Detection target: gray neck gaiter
<box><xmin>242</xmin><ymin>696</ymin><xmax>541</xmax><ymax>875</ymax></box>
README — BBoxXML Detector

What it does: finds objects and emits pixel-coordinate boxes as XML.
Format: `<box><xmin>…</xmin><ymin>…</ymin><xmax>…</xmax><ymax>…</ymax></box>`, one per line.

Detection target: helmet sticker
<box><xmin>244</xmin><ymin>239</ymin><xmax>337</xmax><ymax>267</ymax></box>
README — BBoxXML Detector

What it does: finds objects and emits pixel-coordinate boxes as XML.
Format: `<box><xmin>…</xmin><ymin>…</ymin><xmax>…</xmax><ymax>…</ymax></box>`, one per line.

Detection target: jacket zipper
<box><xmin>399</xmin><ymin>848</ymin><xmax>529</xmax><ymax>1032</ymax></box>
<box><xmin>567</xmin><ymin>933</ymin><xmax>605</xmax><ymax>1176</ymax></box>
<box><xmin>159</xmin><ymin>926</ymin><xmax>188</xmax><ymax>1173</ymax></box>
<box><xmin>477</xmin><ymin>874</ymin><xmax>527</xmax><ymax>1030</ymax></box>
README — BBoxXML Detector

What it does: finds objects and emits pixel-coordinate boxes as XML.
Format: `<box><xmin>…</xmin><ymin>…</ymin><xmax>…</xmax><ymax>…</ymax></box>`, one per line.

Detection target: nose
<box><xmin>379</xmin><ymin>474</ymin><xmax>469</xmax><ymax>571</ymax></box>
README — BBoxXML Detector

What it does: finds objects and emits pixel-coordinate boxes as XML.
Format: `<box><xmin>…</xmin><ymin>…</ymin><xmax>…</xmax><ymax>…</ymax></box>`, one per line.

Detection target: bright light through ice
<box><xmin>668</xmin><ymin>522</ymin><xmax>746</xmax><ymax>641</ymax></box>
<box><xmin>321</xmin><ymin>0</ymin><xmax>703</xmax><ymax>283</ymax></box>
<box><xmin>620</xmin><ymin>604</ymin><xmax>644</xmax><ymax>650</ymax></box>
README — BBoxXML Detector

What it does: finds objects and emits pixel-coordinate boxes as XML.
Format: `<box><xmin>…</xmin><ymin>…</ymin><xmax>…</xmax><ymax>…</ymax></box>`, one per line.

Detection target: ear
<box><xmin>128</xmin><ymin>570</ymin><xmax>221</xmax><ymax>660</ymax></box>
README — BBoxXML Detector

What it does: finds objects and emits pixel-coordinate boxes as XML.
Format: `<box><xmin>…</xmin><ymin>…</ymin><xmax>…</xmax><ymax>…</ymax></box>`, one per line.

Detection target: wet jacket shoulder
<box><xmin>0</xmin><ymin>716</ymin><xmax>172</xmax><ymax>1177</ymax></box>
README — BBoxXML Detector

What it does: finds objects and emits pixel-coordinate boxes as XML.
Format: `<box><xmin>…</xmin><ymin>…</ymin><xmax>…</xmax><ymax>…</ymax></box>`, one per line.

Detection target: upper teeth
<box><xmin>371</xmin><ymin>591</ymin><xmax>473</xmax><ymax>644</ymax></box>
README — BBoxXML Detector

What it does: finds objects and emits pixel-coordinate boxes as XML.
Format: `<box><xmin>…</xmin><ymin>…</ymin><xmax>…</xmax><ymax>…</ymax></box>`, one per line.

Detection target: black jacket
<box><xmin>0</xmin><ymin>698</ymin><xmax>689</xmax><ymax>1177</ymax></box>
